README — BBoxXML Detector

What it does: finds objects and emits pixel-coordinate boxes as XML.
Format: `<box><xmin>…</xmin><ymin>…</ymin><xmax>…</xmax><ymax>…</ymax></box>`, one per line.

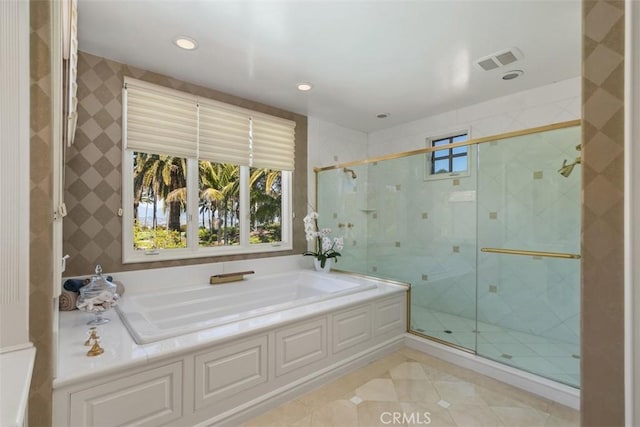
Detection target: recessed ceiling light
<box><xmin>173</xmin><ymin>36</ymin><xmax>198</xmax><ymax>51</ymax></box>
<box><xmin>376</xmin><ymin>113</ymin><xmax>390</xmax><ymax>119</ymax></box>
<box><xmin>297</xmin><ymin>83</ymin><xmax>313</xmax><ymax>91</ymax></box>
<box><xmin>502</xmin><ymin>70</ymin><xmax>524</xmax><ymax>80</ymax></box>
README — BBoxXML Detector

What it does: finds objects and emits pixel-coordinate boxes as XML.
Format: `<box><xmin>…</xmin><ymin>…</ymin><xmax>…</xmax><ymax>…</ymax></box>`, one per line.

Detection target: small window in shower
<box><xmin>425</xmin><ymin>132</ymin><xmax>470</xmax><ymax>180</ymax></box>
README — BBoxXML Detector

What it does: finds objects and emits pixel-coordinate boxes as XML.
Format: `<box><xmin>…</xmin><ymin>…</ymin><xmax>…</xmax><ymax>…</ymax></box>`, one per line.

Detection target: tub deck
<box><xmin>116</xmin><ymin>270</ymin><xmax>378</xmax><ymax>344</ymax></box>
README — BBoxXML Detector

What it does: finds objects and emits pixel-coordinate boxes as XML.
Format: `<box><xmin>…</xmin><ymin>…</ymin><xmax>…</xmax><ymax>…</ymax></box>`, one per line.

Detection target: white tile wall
<box><xmin>367</xmin><ymin>76</ymin><xmax>580</xmax><ymax>157</ymax></box>
<box><xmin>307</xmin><ymin>116</ymin><xmax>368</xmax><ymax>213</ymax></box>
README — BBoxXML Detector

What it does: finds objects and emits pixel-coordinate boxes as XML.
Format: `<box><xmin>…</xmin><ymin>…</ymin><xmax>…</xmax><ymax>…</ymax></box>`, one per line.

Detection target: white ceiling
<box><xmin>78</xmin><ymin>0</ymin><xmax>581</xmax><ymax>132</ymax></box>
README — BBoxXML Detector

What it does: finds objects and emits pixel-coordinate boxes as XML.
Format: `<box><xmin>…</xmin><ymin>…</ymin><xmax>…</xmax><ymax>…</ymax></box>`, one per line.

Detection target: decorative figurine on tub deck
<box><xmin>76</xmin><ymin>265</ymin><xmax>119</xmax><ymax>325</ymax></box>
<box><xmin>84</xmin><ymin>327</ymin><xmax>105</xmax><ymax>357</ymax></box>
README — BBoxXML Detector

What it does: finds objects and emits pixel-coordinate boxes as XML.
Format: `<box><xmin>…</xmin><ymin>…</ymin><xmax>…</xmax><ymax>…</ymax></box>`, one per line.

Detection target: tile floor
<box><xmin>242</xmin><ymin>347</ymin><xmax>579</xmax><ymax>427</ymax></box>
<box><xmin>412</xmin><ymin>308</ymin><xmax>580</xmax><ymax>388</ymax></box>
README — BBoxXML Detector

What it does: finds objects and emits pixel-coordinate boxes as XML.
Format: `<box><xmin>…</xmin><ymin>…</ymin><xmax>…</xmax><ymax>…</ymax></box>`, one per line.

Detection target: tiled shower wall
<box><xmin>317</xmin><ymin>77</ymin><xmax>582</xmax><ymax>286</ymax></box>
<box><xmin>29</xmin><ymin>1</ymin><xmax>54</xmax><ymax>424</ymax></box>
<box><xmin>316</xmin><ymin>165</ymin><xmax>370</xmax><ymax>274</ymax></box>
<box><xmin>64</xmin><ymin>51</ymin><xmax>308</xmax><ymax>277</ymax></box>
<box><xmin>317</xmin><ymin>78</ymin><xmax>583</xmax><ymax>346</ymax></box>
<box><xmin>475</xmin><ymin>126</ymin><xmax>581</xmax><ymax>344</ymax></box>
<box><xmin>355</xmin><ymin>125</ymin><xmax>581</xmax><ymax>345</ymax></box>
<box><xmin>581</xmin><ymin>1</ymin><xmax>625</xmax><ymax>425</ymax></box>
<box><xmin>366</xmin><ymin>153</ymin><xmax>478</xmax><ymax>321</ymax></box>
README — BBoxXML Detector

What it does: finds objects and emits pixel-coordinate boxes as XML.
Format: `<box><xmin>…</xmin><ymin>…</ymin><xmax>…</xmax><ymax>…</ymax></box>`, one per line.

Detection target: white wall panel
<box><xmin>375</xmin><ymin>297</ymin><xmax>406</xmax><ymax>337</ymax></box>
<box><xmin>69</xmin><ymin>362</ymin><xmax>183</xmax><ymax>427</ymax></box>
<box><xmin>194</xmin><ymin>335</ymin><xmax>268</xmax><ymax>410</ymax></box>
<box><xmin>275</xmin><ymin>318</ymin><xmax>327</xmax><ymax>376</ymax></box>
<box><xmin>0</xmin><ymin>0</ymin><xmax>30</xmax><ymax>351</ymax></box>
<box><xmin>333</xmin><ymin>306</ymin><xmax>371</xmax><ymax>353</ymax></box>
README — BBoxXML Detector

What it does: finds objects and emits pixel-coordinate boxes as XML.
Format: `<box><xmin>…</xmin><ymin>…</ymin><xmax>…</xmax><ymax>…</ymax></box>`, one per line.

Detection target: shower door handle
<box><xmin>480</xmin><ymin>247</ymin><xmax>581</xmax><ymax>259</ymax></box>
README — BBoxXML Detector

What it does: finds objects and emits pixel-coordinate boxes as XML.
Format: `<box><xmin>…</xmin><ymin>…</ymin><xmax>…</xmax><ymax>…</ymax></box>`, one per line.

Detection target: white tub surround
<box><xmin>53</xmin><ymin>266</ymin><xmax>407</xmax><ymax>427</ymax></box>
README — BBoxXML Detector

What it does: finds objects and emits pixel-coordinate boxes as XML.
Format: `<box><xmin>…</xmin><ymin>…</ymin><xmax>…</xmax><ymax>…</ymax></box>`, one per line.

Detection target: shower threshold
<box><xmin>410</xmin><ymin>307</ymin><xmax>580</xmax><ymax>388</ymax></box>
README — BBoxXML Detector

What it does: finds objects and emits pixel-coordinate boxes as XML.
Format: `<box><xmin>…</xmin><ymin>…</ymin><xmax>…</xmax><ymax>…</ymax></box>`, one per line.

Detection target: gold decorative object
<box><xmin>87</xmin><ymin>339</ymin><xmax>104</xmax><ymax>357</ymax></box>
<box><xmin>84</xmin><ymin>327</ymin><xmax>98</xmax><ymax>346</ymax></box>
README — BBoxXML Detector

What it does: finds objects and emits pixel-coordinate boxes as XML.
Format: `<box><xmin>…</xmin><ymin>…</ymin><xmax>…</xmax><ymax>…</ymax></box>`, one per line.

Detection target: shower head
<box><xmin>558</xmin><ymin>157</ymin><xmax>581</xmax><ymax>178</ymax></box>
<box><xmin>558</xmin><ymin>160</ymin><xmax>575</xmax><ymax>177</ymax></box>
<box><xmin>343</xmin><ymin>168</ymin><xmax>357</xmax><ymax>179</ymax></box>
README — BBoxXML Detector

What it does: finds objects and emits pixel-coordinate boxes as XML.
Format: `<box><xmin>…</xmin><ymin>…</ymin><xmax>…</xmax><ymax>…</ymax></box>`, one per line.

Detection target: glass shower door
<box><xmin>317</xmin><ymin>152</ymin><xmax>478</xmax><ymax>351</ymax></box>
<box><xmin>316</xmin><ymin>165</ymin><xmax>369</xmax><ymax>275</ymax></box>
<box><xmin>475</xmin><ymin>126</ymin><xmax>581</xmax><ymax>387</ymax></box>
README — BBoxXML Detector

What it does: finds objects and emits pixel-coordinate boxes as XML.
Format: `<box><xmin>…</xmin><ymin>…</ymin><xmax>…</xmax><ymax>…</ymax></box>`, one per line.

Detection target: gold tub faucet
<box><xmin>210</xmin><ymin>270</ymin><xmax>255</xmax><ymax>285</ymax></box>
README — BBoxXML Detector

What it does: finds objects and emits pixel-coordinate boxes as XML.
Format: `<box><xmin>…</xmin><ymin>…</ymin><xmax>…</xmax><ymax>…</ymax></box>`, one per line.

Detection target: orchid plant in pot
<box><xmin>303</xmin><ymin>212</ymin><xmax>343</xmax><ymax>272</ymax></box>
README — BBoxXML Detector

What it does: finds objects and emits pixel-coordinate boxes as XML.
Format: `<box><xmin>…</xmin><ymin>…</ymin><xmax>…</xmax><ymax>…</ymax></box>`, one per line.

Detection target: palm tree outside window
<box><xmin>132</xmin><ymin>153</ymin><xmax>285</xmax><ymax>252</ymax></box>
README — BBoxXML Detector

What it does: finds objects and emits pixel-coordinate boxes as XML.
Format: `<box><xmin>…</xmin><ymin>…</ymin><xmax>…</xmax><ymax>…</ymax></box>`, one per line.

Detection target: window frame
<box><xmin>122</xmin><ymin>152</ymin><xmax>293</xmax><ymax>263</ymax></box>
<box><xmin>424</xmin><ymin>129</ymin><xmax>472</xmax><ymax>181</ymax></box>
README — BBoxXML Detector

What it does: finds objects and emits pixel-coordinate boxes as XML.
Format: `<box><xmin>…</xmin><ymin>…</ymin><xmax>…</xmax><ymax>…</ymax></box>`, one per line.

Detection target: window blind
<box><xmin>123</xmin><ymin>77</ymin><xmax>296</xmax><ymax>170</ymax></box>
<box><xmin>124</xmin><ymin>79</ymin><xmax>198</xmax><ymax>158</ymax></box>
<box><xmin>251</xmin><ymin>114</ymin><xmax>296</xmax><ymax>171</ymax></box>
<box><xmin>199</xmin><ymin>99</ymin><xmax>251</xmax><ymax>166</ymax></box>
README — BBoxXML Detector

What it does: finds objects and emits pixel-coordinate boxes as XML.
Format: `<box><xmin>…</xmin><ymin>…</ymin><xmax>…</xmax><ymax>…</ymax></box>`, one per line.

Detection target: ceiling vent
<box><xmin>474</xmin><ymin>47</ymin><xmax>524</xmax><ymax>71</ymax></box>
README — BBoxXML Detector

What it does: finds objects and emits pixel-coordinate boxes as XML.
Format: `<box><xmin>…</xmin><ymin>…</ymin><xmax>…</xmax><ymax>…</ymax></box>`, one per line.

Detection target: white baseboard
<box><xmin>205</xmin><ymin>336</ymin><xmax>405</xmax><ymax>427</ymax></box>
<box><xmin>404</xmin><ymin>333</ymin><xmax>580</xmax><ymax>410</ymax></box>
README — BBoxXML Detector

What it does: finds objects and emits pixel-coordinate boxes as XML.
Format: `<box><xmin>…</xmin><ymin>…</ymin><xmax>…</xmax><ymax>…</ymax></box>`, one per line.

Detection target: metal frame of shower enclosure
<box><xmin>314</xmin><ymin>119</ymin><xmax>581</xmax><ymax>173</ymax></box>
<box><xmin>313</xmin><ymin>119</ymin><xmax>582</xmax><ymax>353</ymax></box>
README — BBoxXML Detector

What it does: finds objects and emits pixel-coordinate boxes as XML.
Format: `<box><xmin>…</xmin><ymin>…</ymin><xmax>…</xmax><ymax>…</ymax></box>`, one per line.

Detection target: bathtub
<box><xmin>116</xmin><ymin>270</ymin><xmax>378</xmax><ymax>344</ymax></box>
<box><xmin>55</xmin><ymin>262</ymin><xmax>407</xmax><ymax>427</ymax></box>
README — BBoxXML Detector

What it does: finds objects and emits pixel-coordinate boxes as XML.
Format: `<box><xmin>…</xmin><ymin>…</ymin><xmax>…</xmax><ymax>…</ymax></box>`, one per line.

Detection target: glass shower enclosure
<box><xmin>316</xmin><ymin>121</ymin><xmax>581</xmax><ymax>388</ymax></box>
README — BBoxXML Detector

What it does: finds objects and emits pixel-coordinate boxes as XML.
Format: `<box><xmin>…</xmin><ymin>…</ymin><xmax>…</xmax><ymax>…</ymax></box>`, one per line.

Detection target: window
<box><xmin>122</xmin><ymin>78</ymin><xmax>294</xmax><ymax>263</ymax></box>
<box><xmin>133</xmin><ymin>153</ymin><xmax>188</xmax><ymax>251</ymax></box>
<box><xmin>426</xmin><ymin>132</ymin><xmax>469</xmax><ymax>179</ymax></box>
<box><xmin>198</xmin><ymin>161</ymin><xmax>241</xmax><ymax>247</ymax></box>
<box><xmin>249</xmin><ymin>168</ymin><xmax>283</xmax><ymax>244</ymax></box>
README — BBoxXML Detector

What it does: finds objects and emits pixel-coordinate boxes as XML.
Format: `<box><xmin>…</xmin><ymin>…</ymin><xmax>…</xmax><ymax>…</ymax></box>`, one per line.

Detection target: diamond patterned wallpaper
<box><xmin>580</xmin><ymin>1</ymin><xmax>625</xmax><ymax>425</ymax></box>
<box><xmin>64</xmin><ymin>51</ymin><xmax>307</xmax><ymax>276</ymax></box>
<box><xmin>29</xmin><ymin>1</ymin><xmax>53</xmax><ymax>425</ymax></box>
